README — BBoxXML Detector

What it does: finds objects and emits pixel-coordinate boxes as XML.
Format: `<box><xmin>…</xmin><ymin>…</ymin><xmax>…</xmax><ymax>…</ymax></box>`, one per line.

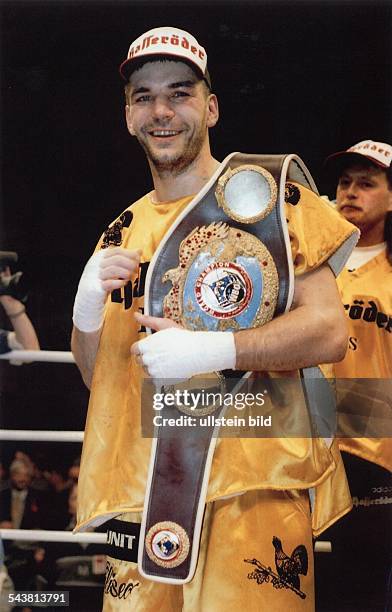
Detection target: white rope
<box><xmin>0</xmin><ymin>529</ymin><xmax>105</xmax><ymax>544</ymax></box>
<box><xmin>0</xmin><ymin>350</ymin><xmax>75</xmax><ymax>363</ymax></box>
<box><xmin>0</xmin><ymin>527</ymin><xmax>330</xmax><ymax>551</ymax></box>
<box><xmin>0</xmin><ymin>430</ymin><xmax>84</xmax><ymax>442</ymax></box>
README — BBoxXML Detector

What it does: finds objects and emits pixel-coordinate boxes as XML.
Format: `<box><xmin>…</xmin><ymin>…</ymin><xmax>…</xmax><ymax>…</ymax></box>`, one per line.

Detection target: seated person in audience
<box><xmin>0</xmin><ymin>459</ymin><xmax>49</xmax><ymax>591</ymax></box>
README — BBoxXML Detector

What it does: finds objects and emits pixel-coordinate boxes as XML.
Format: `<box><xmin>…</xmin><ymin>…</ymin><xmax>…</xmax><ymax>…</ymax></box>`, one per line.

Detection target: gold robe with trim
<box><xmin>76</xmin><ymin>183</ymin><xmax>359</xmax><ymax>536</ymax></box>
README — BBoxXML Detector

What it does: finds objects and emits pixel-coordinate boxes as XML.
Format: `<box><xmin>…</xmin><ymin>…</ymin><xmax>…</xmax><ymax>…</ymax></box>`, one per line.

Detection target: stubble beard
<box><xmin>139</xmin><ymin>118</ymin><xmax>208</xmax><ymax>178</ymax></box>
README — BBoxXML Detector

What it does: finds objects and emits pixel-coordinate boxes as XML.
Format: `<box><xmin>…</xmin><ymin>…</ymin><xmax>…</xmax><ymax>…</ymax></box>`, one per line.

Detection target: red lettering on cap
<box><xmin>198</xmin><ymin>50</ymin><xmax>204</xmax><ymax>60</ymax></box>
<box><xmin>161</xmin><ymin>36</ymin><xmax>169</xmax><ymax>44</ymax></box>
<box><xmin>191</xmin><ymin>45</ymin><xmax>197</xmax><ymax>55</ymax></box>
<box><xmin>151</xmin><ymin>37</ymin><xmax>159</xmax><ymax>45</ymax></box>
<box><xmin>142</xmin><ymin>36</ymin><xmax>153</xmax><ymax>50</ymax></box>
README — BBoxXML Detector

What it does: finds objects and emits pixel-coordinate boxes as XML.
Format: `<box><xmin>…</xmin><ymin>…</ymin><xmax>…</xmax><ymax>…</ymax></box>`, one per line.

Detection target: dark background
<box><xmin>0</xmin><ymin>0</ymin><xmax>391</xmax><ymax>447</ymax></box>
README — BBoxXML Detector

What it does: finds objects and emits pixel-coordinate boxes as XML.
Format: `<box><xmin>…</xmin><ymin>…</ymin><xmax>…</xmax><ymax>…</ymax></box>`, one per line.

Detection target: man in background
<box><xmin>316</xmin><ymin>140</ymin><xmax>392</xmax><ymax>611</ymax></box>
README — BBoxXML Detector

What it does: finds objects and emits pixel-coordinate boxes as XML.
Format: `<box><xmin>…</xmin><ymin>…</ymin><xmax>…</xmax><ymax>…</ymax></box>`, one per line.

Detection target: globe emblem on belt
<box><xmin>152</xmin><ymin>530</ymin><xmax>180</xmax><ymax>560</ymax></box>
<box><xmin>145</xmin><ymin>521</ymin><xmax>190</xmax><ymax>568</ymax></box>
<box><xmin>195</xmin><ymin>261</ymin><xmax>252</xmax><ymax>319</ymax></box>
<box><xmin>162</xmin><ymin>223</ymin><xmax>279</xmax><ymax>332</ymax></box>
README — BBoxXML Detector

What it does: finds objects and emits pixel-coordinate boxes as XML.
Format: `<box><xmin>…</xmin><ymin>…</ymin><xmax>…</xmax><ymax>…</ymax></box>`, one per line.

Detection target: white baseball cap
<box><xmin>119</xmin><ymin>26</ymin><xmax>211</xmax><ymax>88</ymax></box>
<box><xmin>325</xmin><ymin>140</ymin><xmax>392</xmax><ymax>170</ymax></box>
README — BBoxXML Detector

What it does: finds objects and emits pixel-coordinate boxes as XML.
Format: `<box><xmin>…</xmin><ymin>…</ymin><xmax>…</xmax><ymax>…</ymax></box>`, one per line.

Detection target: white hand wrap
<box><xmin>72</xmin><ymin>251</ymin><xmax>108</xmax><ymax>333</ymax></box>
<box><xmin>139</xmin><ymin>328</ymin><xmax>236</xmax><ymax>379</ymax></box>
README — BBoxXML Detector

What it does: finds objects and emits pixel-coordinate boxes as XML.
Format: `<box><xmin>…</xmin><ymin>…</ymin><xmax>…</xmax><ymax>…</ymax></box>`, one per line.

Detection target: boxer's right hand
<box><xmin>72</xmin><ymin>247</ymin><xmax>141</xmax><ymax>333</ymax></box>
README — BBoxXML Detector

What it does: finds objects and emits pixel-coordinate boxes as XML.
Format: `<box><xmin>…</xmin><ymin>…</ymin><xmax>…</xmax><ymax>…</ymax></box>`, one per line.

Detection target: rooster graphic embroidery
<box><xmin>245</xmin><ymin>536</ymin><xmax>308</xmax><ymax>599</ymax></box>
<box><xmin>272</xmin><ymin>536</ymin><xmax>308</xmax><ymax>590</ymax></box>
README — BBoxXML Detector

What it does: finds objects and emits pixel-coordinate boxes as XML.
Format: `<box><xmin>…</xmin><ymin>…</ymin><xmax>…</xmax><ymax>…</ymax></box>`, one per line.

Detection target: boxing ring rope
<box><xmin>0</xmin><ymin>430</ymin><xmax>83</xmax><ymax>443</ymax></box>
<box><xmin>0</xmin><ymin>350</ymin><xmax>75</xmax><ymax>363</ymax></box>
<box><xmin>0</xmin><ymin>528</ymin><xmax>331</xmax><ymax>552</ymax></box>
<box><xmin>0</xmin><ymin>529</ymin><xmax>105</xmax><ymax>544</ymax></box>
<box><xmin>0</xmin><ymin>349</ymin><xmax>331</xmax><ymax>553</ymax></box>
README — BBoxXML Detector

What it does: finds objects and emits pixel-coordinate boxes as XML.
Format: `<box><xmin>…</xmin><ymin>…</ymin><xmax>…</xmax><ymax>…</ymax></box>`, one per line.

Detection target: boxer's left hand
<box><xmin>131</xmin><ymin>312</ymin><xmax>236</xmax><ymax>380</ymax></box>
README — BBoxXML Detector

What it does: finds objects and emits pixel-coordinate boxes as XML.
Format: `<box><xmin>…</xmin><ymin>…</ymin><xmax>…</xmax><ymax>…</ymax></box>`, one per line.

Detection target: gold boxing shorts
<box><xmin>103</xmin><ymin>487</ymin><xmax>315</xmax><ymax>612</ymax></box>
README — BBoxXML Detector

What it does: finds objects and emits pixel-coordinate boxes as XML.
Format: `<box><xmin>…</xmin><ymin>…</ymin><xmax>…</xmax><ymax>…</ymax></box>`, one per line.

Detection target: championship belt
<box><xmin>138</xmin><ymin>152</ymin><xmax>320</xmax><ymax>584</ymax></box>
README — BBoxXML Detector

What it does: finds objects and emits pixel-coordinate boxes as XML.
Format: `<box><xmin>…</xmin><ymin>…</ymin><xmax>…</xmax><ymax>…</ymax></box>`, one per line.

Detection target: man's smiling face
<box><xmin>125</xmin><ymin>60</ymin><xmax>218</xmax><ymax>176</ymax></box>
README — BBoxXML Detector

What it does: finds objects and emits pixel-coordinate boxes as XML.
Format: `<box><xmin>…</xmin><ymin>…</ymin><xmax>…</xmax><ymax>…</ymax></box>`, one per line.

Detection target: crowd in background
<box><xmin>0</xmin><ymin>450</ymin><xmax>105</xmax><ymax>610</ymax></box>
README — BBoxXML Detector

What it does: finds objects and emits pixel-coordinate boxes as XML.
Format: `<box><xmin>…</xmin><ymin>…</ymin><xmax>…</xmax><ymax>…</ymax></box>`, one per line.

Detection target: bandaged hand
<box><xmin>73</xmin><ymin>247</ymin><xmax>140</xmax><ymax>333</ymax></box>
<box><xmin>131</xmin><ymin>313</ymin><xmax>236</xmax><ymax>379</ymax></box>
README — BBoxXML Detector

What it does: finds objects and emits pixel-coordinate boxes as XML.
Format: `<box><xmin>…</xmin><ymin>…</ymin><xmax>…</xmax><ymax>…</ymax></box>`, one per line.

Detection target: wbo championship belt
<box><xmin>138</xmin><ymin>152</ymin><xmax>321</xmax><ymax>584</ymax></box>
